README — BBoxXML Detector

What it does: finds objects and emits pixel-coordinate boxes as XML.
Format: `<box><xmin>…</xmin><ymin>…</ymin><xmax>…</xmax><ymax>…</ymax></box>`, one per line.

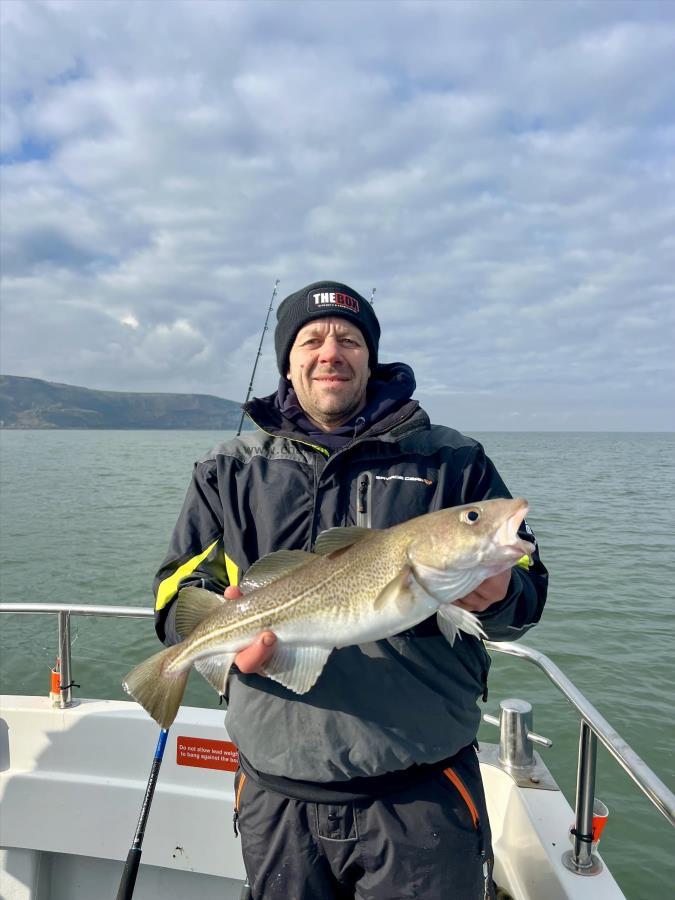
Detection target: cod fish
<box><xmin>124</xmin><ymin>497</ymin><xmax>533</xmax><ymax>728</ymax></box>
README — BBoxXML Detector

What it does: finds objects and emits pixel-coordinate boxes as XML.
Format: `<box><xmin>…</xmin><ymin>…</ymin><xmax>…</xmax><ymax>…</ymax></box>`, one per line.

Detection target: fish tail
<box><xmin>123</xmin><ymin>644</ymin><xmax>189</xmax><ymax>729</ymax></box>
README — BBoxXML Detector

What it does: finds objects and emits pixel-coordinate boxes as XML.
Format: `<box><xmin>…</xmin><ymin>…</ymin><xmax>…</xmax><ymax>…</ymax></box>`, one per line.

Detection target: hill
<box><xmin>0</xmin><ymin>375</ymin><xmax>246</xmax><ymax>429</ymax></box>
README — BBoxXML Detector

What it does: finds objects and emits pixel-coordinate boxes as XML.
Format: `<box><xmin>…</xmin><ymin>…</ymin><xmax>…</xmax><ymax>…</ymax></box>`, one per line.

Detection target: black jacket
<box><xmin>154</xmin><ymin>368</ymin><xmax>548</xmax><ymax>786</ymax></box>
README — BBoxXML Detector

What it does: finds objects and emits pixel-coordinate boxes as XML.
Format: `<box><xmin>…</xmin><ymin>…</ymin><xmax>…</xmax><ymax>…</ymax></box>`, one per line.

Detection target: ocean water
<box><xmin>0</xmin><ymin>429</ymin><xmax>673</xmax><ymax>898</ymax></box>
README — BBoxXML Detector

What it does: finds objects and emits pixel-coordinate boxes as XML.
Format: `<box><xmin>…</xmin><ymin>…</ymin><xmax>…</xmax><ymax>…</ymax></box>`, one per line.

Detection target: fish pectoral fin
<box><xmin>313</xmin><ymin>526</ymin><xmax>380</xmax><ymax>557</ymax></box>
<box><xmin>194</xmin><ymin>653</ymin><xmax>237</xmax><ymax>695</ymax></box>
<box><xmin>260</xmin><ymin>645</ymin><xmax>332</xmax><ymax>694</ymax></box>
<box><xmin>175</xmin><ymin>586</ymin><xmax>226</xmax><ymax>638</ymax></box>
<box><xmin>241</xmin><ymin>550</ymin><xmax>315</xmax><ymax>591</ymax></box>
<box><xmin>437</xmin><ymin>606</ymin><xmax>486</xmax><ymax>646</ymax></box>
<box><xmin>373</xmin><ymin>565</ymin><xmax>420</xmax><ymax>614</ymax></box>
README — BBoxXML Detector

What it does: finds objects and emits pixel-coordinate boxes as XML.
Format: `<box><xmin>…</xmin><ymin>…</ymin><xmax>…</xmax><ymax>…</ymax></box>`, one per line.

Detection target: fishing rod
<box><xmin>115</xmin><ymin>727</ymin><xmax>169</xmax><ymax>900</ymax></box>
<box><xmin>236</xmin><ymin>278</ymin><xmax>280</xmax><ymax>436</ymax></box>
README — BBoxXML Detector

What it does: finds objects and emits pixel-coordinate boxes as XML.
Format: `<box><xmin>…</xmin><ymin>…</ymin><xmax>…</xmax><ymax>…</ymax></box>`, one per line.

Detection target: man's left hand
<box><xmin>453</xmin><ymin>569</ymin><xmax>512</xmax><ymax>613</ymax></box>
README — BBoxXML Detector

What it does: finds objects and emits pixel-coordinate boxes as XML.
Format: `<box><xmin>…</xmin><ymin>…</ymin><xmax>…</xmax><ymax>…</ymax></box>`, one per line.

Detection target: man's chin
<box><xmin>309</xmin><ymin>400</ymin><xmax>364</xmax><ymax>429</ymax></box>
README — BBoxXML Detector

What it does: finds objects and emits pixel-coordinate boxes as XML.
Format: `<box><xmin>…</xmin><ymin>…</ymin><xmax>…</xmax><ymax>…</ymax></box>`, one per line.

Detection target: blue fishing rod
<box><xmin>115</xmin><ymin>727</ymin><xmax>169</xmax><ymax>900</ymax></box>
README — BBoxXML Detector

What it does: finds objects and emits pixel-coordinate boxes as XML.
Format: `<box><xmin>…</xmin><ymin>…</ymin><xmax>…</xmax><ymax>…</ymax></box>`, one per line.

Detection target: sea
<box><xmin>0</xmin><ymin>429</ymin><xmax>673</xmax><ymax>899</ymax></box>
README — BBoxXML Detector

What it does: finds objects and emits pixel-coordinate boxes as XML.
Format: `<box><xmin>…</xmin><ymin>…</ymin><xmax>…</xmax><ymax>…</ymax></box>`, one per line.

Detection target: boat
<box><xmin>1</xmin><ymin>601</ymin><xmax>673</xmax><ymax>900</ymax></box>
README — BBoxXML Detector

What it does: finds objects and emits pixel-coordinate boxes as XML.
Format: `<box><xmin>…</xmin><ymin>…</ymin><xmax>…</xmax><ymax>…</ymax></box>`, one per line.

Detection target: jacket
<box><xmin>153</xmin><ymin>370</ymin><xmax>548</xmax><ymax>787</ymax></box>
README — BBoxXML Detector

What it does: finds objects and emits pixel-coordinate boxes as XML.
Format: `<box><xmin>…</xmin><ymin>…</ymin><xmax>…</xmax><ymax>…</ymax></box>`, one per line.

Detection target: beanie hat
<box><xmin>275</xmin><ymin>280</ymin><xmax>380</xmax><ymax>377</ymax></box>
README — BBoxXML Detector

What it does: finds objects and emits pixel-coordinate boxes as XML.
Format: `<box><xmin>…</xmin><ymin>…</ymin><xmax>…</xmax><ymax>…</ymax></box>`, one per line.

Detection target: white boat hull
<box><xmin>0</xmin><ymin>696</ymin><xmax>625</xmax><ymax>899</ymax></box>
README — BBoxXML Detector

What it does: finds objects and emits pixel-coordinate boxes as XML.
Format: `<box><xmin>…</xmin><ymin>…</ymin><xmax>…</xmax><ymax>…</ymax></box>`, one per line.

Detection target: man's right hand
<box><xmin>224</xmin><ymin>586</ymin><xmax>277</xmax><ymax>674</ymax></box>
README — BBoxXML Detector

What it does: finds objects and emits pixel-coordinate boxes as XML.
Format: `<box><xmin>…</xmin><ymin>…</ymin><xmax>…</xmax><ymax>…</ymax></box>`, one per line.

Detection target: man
<box><xmin>154</xmin><ymin>280</ymin><xmax>548</xmax><ymax>900</ymax></box>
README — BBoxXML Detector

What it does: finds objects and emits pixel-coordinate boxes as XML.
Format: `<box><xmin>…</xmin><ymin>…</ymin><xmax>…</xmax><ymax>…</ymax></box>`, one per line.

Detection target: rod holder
<box><xmin>562</xmin><ymin>721</ymin><xmax>604</xmax><ymax>875</ymax></box>
<box><xmin>57</xmin><ymin>611</ymin><xmax>74</xmax><ymax>708</ymax></box>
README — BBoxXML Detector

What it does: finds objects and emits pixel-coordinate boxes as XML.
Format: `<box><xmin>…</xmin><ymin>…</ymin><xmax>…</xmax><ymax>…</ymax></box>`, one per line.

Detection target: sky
<box><xmin>1</xmin><ymin>0</ymin><xmax>673</xmax><ymax>431</ymax></box>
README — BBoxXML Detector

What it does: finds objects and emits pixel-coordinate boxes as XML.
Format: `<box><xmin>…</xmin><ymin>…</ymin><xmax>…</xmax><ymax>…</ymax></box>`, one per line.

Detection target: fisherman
<box><xmin>153</xmin><ymin>280</ymin><xmax>548</xmax><ymax>900</ymax></box>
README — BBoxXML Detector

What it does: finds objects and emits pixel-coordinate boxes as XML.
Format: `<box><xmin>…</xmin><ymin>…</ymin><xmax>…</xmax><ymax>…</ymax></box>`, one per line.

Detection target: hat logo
<box><xmin>308</xmin><ymin>290</ymin><xmax>360</xmax><ymax>314</ymax></box>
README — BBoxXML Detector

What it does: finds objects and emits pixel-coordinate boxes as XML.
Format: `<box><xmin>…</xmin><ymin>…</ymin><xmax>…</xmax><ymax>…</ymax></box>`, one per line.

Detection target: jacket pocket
<box><xmin>440</xmin><ymin>762</ymin><xmax>493</xmax><ymax>897</ymax></box>
<box><xmin>441</xmin><ymin>766</ymin><xmax>489</xmax><ymax>859</ymax></box>
<box><xmin>233</xmin><ymin>769</ymin><xmax>248</xmax><ymax>837</ymax></box>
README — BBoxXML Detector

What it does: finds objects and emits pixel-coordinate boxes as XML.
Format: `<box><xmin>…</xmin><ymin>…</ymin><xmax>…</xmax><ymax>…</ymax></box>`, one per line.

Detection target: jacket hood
<box><xmin>244</xmin><ymin>362</ymin><xmax>420</xmax><ymax>450</ymax></box>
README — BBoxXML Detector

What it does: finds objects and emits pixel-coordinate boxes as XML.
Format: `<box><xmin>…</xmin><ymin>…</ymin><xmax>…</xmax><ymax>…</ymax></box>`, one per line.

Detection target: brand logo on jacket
<box><xmin>308</xmin><ymin>291</ymin><xmax>360</xmax><ymax>314</ymax></box>
<box><xmin>375</xmin><ymin>474</ymin><xmax>434</xmax><ymax>486</ymax></box>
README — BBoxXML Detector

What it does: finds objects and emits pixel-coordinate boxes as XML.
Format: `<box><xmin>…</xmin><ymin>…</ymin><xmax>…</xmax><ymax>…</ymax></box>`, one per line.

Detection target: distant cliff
<box><xmin>0</xmin><ymin>375</ymin><xmax>247</xmax><ymax>429</ymax></box>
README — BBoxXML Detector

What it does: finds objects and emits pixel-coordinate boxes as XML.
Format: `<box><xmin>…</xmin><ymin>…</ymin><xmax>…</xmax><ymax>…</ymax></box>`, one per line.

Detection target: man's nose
<box><xmin>319</xmin><ymin>337</ymin><xmax>344</xmax><ymax>364</ymax></box>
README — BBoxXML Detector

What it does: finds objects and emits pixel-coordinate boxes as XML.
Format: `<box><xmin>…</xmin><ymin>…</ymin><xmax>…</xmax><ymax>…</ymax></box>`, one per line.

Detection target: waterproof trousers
<box><xmin>234</xmin><ymin>744</ymin><xmax>495</xmax><ymax>900</ymax></box>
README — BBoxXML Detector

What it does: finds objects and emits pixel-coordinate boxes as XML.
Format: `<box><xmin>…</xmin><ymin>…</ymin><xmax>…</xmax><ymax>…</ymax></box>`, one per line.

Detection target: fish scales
<box><xmin>173</xmin><ymin>528</ymin><xmax>404</xmax><ymax>661</ymax></box>
<box><xmin>170</xmin><ymin>550</ymin><xmax>384</xmax><ymax>667</ymax></box>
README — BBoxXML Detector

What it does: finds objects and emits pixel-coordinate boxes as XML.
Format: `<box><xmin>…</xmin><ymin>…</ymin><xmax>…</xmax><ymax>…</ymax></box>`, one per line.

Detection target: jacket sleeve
<box><xmin>458</xmin><ymin>444</ymin><xmax>549</xmax><ymax>642</ymax></box>
<box><xmin>153</xmin><ymin>459</ymin><xmax>234</xmax><ymax>646</ymax></box>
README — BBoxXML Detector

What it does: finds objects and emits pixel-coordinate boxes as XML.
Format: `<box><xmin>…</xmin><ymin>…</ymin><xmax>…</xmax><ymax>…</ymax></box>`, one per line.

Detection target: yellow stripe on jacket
<box><xmin>155</xmin><ymin>540</ymin><xmax>236</xmax><ymax>612</ymax></box>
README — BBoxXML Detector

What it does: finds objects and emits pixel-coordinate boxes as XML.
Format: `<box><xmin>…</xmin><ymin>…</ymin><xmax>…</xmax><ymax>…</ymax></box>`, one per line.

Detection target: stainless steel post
<box><xmin>497</xmin><ymin>698</ymin><xmax>535</xmax><ymax>768</ymax></box>
<box><xmin>562</xmin><ymin>719</ymin><xmax>602</xmax><ymax>875</ymax></box>
<box><xmin>57</xmin><ymin>610</ymin><xmax>73</xmax><ymax>708</ymax></box>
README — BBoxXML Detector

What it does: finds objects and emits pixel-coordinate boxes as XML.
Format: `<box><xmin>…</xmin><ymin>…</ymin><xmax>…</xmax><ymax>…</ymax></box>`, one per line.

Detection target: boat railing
<box><xmin>1</xmin><ymin>603</ymin><xmax>674</xmax><ymax>879</ymax></box>
<box><xmin>483</xmin><ymin>639</ymin><xmax>675</xmax><ymax>874</ymax></box>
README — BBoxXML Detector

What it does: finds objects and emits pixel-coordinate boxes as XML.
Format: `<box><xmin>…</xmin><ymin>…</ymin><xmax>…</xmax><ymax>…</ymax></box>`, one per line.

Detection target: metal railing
<box><xmin>484</xmin><ymin>640</ymin><xmax>675</xmax><ymax>874</ymax></box>
<box><xmin>1</xmin><ymin>604</ymin><xmax>673</xmax><ymax>877</ymax></box>
<box><xmin>0</xmin><ymin>603</ymin><xmax>153</xmax><ymax>707</ymax></box>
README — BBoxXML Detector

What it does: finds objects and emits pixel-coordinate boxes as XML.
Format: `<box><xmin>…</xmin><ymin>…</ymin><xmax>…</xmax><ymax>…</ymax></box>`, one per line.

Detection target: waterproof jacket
<box><xmin>153</xmin><ymin>378</ymin><xmax>548</xmax><ymax>787</ymax></box>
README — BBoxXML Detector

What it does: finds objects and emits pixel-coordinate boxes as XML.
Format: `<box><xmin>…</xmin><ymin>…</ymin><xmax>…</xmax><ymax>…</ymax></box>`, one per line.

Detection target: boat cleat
<box><xmin>481</xmin><ymin>698</ymin><xmax>557</xmax><ymax>790</ymax></box>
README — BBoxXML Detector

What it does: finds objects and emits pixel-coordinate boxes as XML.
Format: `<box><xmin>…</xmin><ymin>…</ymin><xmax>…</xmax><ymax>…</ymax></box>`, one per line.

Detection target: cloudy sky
<box><xmin>1</xmin><ymin>0</ymin><xmax>673</xmax><ymax>430</ymax></box>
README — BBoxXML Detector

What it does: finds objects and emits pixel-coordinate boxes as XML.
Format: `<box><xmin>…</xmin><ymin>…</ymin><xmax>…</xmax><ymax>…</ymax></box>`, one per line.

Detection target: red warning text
<box><xmin>176</xmin><ymin>736</ymin><xmax>239</xmax><ymax>771</ymax></box>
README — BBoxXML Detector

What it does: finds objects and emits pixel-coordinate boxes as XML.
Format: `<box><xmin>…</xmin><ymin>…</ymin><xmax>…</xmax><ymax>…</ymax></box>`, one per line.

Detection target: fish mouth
<box><xmin>496</xmin><ymin>499</ymin><xmax>535</xmax><ymax>561</ymax></box>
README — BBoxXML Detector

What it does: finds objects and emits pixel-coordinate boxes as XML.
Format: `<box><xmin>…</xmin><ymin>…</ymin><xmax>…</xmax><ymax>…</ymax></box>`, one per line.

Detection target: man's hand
<box><xmin>453</xmin><ymin>569</ymin><xmax>512</xmax><ymax>613</ymax></box>
<box><xmin>224</xmin><ymin>586</ymin><xmax>277</xmax><ymax>674</ymax></box>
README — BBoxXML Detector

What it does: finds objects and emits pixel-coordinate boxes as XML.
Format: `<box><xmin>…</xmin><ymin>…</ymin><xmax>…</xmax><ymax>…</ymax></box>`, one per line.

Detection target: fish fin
<box><xmin>373</xmin><ymin>565</ymin><xmax>418</xmax><ymax>613</ymax></box>
<box><xmin>260</xmin><ymin>644</ymin><xmax>332</xmax><ymax>694</ymax></box>
<box><xmin>411</xmin><ymin>559</ymin><xmax>483</xmax><ymax>604</ymax></box>
<box><xmin>241</xmin><ymin>550</ymin><xmax>315</xmax><ymax>591</ymax></box>
<box><xmin>175</xmin><ymin>586</ymin><xmax>225</xmax><ymax>637</ymax></box>
<box><xmin>314</xmin><ymin>526</ymin><xmax>379</xmax><ymax>557</ymax></box>
<box><xmin>123</xmin><ymin>644</ymin><xmax>189</xmax><ymax>729</ymax></box>
<box><xmin>436</xmin><ymin>606</ymin><xmax>486</xmax><ymax>646</ymax></box>
<box><xmin>194</xmin><ymin>653</ymin><xmax>237</xmax><ymax>695</ymax></box>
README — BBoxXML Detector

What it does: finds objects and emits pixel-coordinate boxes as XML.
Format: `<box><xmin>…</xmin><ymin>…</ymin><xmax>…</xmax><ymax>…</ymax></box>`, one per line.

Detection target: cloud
<box><xmin>1</xmin><ymin>0</ymin><xmax>673</xmax><ymax>429</ymax></box>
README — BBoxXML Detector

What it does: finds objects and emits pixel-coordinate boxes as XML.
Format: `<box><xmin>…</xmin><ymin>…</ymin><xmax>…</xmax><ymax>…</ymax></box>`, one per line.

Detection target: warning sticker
<box><xmin>176</xmin><ymin>736</ymin><xmax>239</xmax><ymax>771</ymax></box>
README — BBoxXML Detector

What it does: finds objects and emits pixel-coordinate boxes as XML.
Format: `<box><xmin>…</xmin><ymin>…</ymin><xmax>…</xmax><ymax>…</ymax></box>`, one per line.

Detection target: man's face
<box><xmin>287</xmin><ymin>317</ymin><xmax>371</xmax><ymax>431</ymax></box>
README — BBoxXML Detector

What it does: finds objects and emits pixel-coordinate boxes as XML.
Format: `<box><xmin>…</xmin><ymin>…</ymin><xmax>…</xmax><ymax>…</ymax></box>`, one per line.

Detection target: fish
<box><xmin>123</xmin><ymin>497</ymin><xmax>534</xmax><ymax>728</ymax></box>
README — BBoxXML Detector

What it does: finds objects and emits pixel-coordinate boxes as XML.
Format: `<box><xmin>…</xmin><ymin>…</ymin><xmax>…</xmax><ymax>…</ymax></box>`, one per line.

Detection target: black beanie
<box><xmin>275</xmin><ymin>280</ymin><xmax>380</xmax><ymax>377</ymax></box>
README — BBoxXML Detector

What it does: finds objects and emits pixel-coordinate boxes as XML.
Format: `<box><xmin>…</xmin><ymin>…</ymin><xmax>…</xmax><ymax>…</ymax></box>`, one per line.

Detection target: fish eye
<box><xmin>461</xmin><ymin>509</ymin><xmax>480</xmax><ymax>525</ymax></box>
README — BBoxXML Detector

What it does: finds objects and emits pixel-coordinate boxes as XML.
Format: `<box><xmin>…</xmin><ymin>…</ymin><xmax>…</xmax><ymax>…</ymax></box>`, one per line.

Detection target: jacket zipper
<box><xmin>442</xmin><ymin>767</ymin><xmax>490</xmax><ymax>896</ymax></box>
<box><xmin>356</xmin><ymin>472</ymin><xmax>371</xmax><ymax>528</ymax></box>
<box><xmin>309</xmin><ymin>454</ymin><xmax>322</xmax><ymax>546</ymax></box>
